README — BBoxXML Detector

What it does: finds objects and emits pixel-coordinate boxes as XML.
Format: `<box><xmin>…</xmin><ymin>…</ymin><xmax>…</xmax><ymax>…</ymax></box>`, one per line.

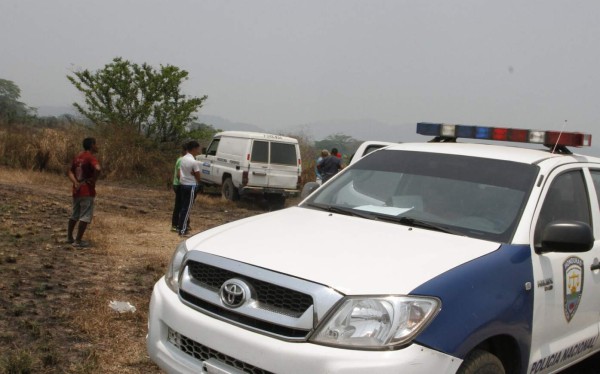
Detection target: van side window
<box><xmin>251</xmin><ymin>141</ymin><xmax>269</xmax><ymax>163</ymax></box>
<box><xmin>534</xmin><ymin>170</ymin><xmax>591</xmax><ymax>245</ymax></box>
<box><xmin>271</xmin><ymin>143</ymin><xmax>297</xmax><ymax>165</ymax></box>
<box><xmin>206</xmin><ymin>139</ymin><xmax>220</xmax><ymax>156</ymax></box>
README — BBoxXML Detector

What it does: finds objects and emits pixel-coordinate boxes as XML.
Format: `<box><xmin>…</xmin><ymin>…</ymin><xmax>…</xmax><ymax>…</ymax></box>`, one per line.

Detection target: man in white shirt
<box><xmin>177</xmin><ymin>140</ymin><xmax>201</xmax><ymax>237</ymax></box>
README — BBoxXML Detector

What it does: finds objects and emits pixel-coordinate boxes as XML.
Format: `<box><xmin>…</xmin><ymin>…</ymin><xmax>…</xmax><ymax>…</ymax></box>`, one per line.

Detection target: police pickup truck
<box><xmin>147</xmin><ymin>122</ymin><xmax>599</xmax><ymax>374</ymax></box>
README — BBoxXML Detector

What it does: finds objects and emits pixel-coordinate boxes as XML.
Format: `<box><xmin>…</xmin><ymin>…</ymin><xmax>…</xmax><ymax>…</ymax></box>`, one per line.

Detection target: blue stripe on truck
<box><xmin>411</xmin><ymin>244</ymin><xmax>533</xmax><ymax>372</ymax></box>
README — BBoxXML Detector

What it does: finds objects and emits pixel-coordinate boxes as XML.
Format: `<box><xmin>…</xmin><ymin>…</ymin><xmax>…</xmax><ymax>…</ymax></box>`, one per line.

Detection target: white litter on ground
<box><xmin>109</xmin><ymin>300</ymin><xmax>137</xmax><ymax>313</ymax></box>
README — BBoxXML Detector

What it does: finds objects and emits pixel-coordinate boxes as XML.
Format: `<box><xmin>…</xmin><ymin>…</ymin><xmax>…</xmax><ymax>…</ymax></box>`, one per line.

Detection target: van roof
<box><xmin>215</xmin><ymin>131</ymin><xmax>298</xmax><ymax>143</ymax></box>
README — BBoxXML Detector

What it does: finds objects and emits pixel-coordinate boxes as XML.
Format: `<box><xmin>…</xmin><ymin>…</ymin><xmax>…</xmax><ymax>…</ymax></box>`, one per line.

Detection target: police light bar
<box><xmin>416</xmin><ymin>122</ymin><xmax>592</xmax><ymax>148</ymax></box>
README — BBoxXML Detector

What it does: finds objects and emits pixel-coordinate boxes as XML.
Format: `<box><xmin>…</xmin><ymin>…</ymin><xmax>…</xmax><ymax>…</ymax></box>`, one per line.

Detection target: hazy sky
<box><xmin>1</xmin><ymin>0</ymin><xmax>599</xmax><ymax>152</ymax></box>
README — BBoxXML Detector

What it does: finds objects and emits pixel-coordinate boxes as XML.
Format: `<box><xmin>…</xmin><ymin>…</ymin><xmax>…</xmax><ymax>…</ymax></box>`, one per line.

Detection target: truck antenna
<box><xmin>551</xmin><ymin>120</ymin><xmax>568</xmax><ymax>154</ymax></box>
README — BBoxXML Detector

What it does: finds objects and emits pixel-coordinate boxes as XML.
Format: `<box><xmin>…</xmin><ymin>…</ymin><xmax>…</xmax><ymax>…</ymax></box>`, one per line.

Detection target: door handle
<box><xmin>253</xmin><ymin>171</ymin><xmax>267</xmax><ymax>176</ymax></box>
<box><xmin>591</xmin><ymin>261</ymin><xmax>600</xmax><ymax>272</ymax></box>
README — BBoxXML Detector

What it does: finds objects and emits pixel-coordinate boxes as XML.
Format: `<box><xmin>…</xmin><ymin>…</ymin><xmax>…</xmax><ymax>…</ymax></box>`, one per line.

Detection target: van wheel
<box><xmin>222</xmin><ymin>178</ymin><xmax>239</xmax><ymax>201</ymax></box>
<box><xmin>457</xmin><ymin>350</ymin><xmax>505</xmax><ymax>374</ymax></box>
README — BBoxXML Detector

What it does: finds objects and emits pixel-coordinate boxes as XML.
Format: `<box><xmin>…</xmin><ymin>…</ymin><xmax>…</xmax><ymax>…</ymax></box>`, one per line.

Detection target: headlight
<box><xmin>310</xmin><ymin>296</ymin><xmax>440</xmax><ymax>349</ymax></box>
<box><xmin>165</xmin><ymin>241</ymin><xmax>189</xmax><ymax>293</ymax></box>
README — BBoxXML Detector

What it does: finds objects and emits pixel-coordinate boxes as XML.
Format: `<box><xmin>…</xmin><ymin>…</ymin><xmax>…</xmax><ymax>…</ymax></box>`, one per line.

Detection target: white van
<box><xmin>196</xmin><ymin>131</ymin><xmax>301</xmax><ymax>207</ymax></box>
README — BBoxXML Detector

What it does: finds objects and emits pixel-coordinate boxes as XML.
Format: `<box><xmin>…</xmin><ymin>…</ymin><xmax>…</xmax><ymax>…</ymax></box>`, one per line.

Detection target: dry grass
<box><xmin>71</xmin><ymin>187</ymin><xmax>177</xmax><ymax>373</ymax></box>
<box><xmin>0</xmin><ymin>125</ymin><xmax>83</xmax><ymax>173</ymax></box>
<box><xmin>0</xmin><ymin>123</ymin><xmax>177</xmax><ymax>185</ymax></box>
<box><xmin>1</xmin><ymin>122</ymin><xmax>320</xmax><ymax>189</ymax></box>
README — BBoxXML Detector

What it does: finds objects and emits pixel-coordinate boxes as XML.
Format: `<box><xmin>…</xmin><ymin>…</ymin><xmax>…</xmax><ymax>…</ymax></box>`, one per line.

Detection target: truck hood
<box><xmin>186</xmin><ymin>207</ymin><xmax>500</xmax><ymax>295</ymax></box>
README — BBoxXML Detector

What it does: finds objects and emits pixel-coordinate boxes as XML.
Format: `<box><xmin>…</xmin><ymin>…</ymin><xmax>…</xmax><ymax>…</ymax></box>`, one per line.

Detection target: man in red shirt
<box><xmin>67</xmin><ymin>137</ymin><xmax>101</xmax><ymax>248</ymax></box>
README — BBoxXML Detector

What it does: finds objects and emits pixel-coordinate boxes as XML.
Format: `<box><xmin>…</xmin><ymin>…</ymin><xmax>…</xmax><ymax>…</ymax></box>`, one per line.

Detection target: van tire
<box><xmin>222</xmin><ymin>178</ymin><xmax>239</xmax><ymax>201</ymax></box>
<box><xmin>457</xmin><ymin>350</ymin><xmax>505</xmax><ymax>374</ymax></box>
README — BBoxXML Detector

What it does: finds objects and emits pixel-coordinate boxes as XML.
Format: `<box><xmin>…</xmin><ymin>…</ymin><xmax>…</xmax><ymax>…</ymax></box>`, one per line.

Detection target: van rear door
<box><xmin>268</xmin><ymin>141</ymin><xmax>299</xmax><ymax>190</ymax></box>
<box><xmin>249</xmin><ymin>140</ymin><xmax>270</xmax><ymax>188</ymax></box>
<box><xmin>249</xmin><ymin>140</ymin><xmax>299</xmax><ymax>190</ymax></box>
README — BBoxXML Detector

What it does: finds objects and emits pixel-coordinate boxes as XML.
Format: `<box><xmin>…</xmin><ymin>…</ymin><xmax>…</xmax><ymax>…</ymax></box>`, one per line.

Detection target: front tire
<box><xmin>457</xmin><ymin>350</ymin><xmax>505</xmax><ymax>374</ymax></box>
<box><xmin>222</xmin><ymin>178</ymin><xmax>239</xmax><ymax>201</ymax></box>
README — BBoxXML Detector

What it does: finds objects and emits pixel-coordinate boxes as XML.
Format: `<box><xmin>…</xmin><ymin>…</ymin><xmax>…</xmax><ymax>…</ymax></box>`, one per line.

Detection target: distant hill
<box><xmin>197</xmin><ymin>114</ymin><xmax>266</xmax><ymax>133</ymax></box>
<box><xmin>278</xmin><ymin>119</ymin><xmax>418</xmax><ymax>143</ymax></box>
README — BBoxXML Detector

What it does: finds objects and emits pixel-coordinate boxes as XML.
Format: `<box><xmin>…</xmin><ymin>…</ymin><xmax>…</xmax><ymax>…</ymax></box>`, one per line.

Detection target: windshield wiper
<box><xmin>305</xmin><ymin>203</ymin><xmax>463</xmax><ymax>235</ymax></box>
<box><xmin>306</xmin><ymin>203</ymin><xmax>378</xmax><ymax>220</ymax></box>
<box><xmin>377</xmin><ymin>216</ymin><xmax>464</xmax><ymax>235</ymax></box>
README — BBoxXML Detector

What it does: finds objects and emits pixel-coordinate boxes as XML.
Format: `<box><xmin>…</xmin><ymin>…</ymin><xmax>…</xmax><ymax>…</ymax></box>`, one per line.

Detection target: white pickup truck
<box><xmin>348</xmin><ymin>140</ymin><xmax>396</xmax><ymax>165</ymax></box>
<box><xmin>148</xmin><ymin>122</ymin><xmax>599</xmax><ymax>374</ymax></box>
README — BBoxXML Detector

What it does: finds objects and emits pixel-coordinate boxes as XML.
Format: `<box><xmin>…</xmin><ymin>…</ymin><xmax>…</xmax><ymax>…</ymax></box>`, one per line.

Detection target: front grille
<box><xmin>179</xmin><ymin>252</ymin><xmax>344</xmax><ymax>342</ymax></box>
<box><xmin>188</xmin><ymin>261</ymin><xmax>313</xmax><ymax>317</ymax></box>
<box><xmin>180</xmin><ymin>290</ymin><xmax>310</xmax><ymax>338</ymax></box>
<box><xmin>168</xmin><ymin>328</ymin><xmax>275</xmax><ymax>374</ymax></box>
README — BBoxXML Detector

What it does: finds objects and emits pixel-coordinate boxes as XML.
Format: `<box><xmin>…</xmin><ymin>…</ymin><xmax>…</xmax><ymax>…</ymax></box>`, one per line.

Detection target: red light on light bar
<box><xmin>545</xmin><ymin>131</ymin><xmax>592</xmax><ymax>147</ymax></box>
<box><xmin>492</xmin><ymin>128</ymin><xmax>508</xmax><ymax>141</ymax></box>
<box><xmin>508</xmin><ymin>129</ymin><xmax>529</xmax><ymax>142</ymax></box>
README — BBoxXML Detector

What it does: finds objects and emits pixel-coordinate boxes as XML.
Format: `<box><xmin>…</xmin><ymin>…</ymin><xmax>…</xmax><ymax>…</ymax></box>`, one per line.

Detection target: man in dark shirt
<box><xmin>318</xmin><ymin>153</ymin><xmax>343</xmax><ymax>183</ymax></box>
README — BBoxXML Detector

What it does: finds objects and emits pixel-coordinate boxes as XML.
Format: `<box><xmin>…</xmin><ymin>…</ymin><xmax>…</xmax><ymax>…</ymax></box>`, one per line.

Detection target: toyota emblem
<box><xmin>220</xmin><ymin>279</ymin><xmax>250</xmax><ymax>308</ymax></box>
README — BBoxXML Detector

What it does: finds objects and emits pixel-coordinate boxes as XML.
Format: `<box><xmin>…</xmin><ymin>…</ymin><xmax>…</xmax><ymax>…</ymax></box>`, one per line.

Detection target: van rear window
<box><xmin>271</xmin><ymin>143</ymin><xmax>297</xmax><ymax>165</ymax></box>
<box><xmin>251</xmin><ymin>141</ymin><xmax>269</xmax><ymax>163</ymax></box>
<box><xmin>251</xmin><ymin>141</ymin><xmax>297</xmax><ymax>165</ymax></box>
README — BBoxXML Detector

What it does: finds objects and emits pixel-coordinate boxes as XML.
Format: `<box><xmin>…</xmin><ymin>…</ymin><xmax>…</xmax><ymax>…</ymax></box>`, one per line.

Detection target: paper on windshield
<box><xmin>354</xmin><ymin>205</ymin><xmax>413</xmax><ymax>216</ymax></box>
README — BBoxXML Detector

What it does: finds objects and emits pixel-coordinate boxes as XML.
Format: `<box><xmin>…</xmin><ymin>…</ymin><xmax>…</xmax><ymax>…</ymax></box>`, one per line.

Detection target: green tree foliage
<box><xmin>314</xmin><ymin>133</ymin><xmax>361</xmax><ymax>158</ymax></box>
<box><xmin>0</xmin><ymin>78</ymin><xmax>36</xmax><ymax>123</ymax></box>
<box><xmin>67</xmin><ymin>57</ymin><xmax>207</xmax><ymax>143</ymax></box>
<box><xmin>186</xmin><ymin>122</ymin><xmax>221</xmax><ymax>145</ymax></box>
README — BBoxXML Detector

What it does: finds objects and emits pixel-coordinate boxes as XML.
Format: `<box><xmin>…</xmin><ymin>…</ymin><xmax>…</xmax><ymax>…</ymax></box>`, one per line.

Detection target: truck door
<box><xmin>528</xmin><ymin>167</ymin><xmax>600</xmax><ymax>374</ymax></box>
<box><xmin>198</xmin><ymin>138</ymin><xmax>220</xmax><ymax>184</ymax></box>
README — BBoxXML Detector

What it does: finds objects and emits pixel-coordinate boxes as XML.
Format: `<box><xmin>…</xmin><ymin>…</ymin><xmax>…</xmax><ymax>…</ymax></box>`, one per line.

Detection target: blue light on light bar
<box><xmin>474</xmin><ymin>127</ymin><xmax>492</xmax><ymax>139</ymax></box>
<box><xmin>455</xmin><ymin>125</ymin><xmax>475</xmax><ymax>138</ymax></box>
<box><xmin>416</xmin><ymin>123</ymin><xmax>441</xmax><ymax>136</ymax></box>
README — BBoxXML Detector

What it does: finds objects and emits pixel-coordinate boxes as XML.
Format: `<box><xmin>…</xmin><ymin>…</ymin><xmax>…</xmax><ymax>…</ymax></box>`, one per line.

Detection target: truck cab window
<box><xmin>589</xmin><ymin>170</ymin><xmax>600</xmax><ymax>210</ymax></box>
<box><xmin>206</xmin><ymin>139</ymin><xmax>220</xmax><ymax>156</ymax></box>
<box><xmin>534</xmin><ymin>170</ymin><xmax>591</xmax><ymax>246</ymax></box>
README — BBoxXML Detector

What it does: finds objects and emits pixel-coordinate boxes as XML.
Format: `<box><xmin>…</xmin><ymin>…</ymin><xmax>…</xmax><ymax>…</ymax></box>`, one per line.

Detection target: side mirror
<box><xmin>301</xmin><ymin>182</ymin><xmax>320</xmax><ymax>199</ymax></box>
<box><xmin>536</xmin><ymin>220</ymin><xmax>594</xmax><ymax>254</ymax></box>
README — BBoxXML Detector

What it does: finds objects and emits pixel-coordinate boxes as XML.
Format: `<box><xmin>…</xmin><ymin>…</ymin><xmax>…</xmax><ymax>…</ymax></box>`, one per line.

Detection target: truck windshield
<box><xmin>301</xmin><ymin>150</ymin><xmax>538</xmax><ymax>243</ymax></box>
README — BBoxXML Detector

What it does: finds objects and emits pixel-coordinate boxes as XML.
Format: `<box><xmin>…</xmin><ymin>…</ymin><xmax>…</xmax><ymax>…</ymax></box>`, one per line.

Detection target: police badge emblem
<box><xmin>563</xmin><ymin>256</ymin><xmax>584</xmax><ymax>322</ymax></box>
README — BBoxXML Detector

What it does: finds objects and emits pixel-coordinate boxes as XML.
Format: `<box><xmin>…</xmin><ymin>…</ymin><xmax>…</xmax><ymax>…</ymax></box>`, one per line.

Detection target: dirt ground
<box><xmin>1</xmin><ymin>167</ymin><xmax>599</xmax><ymax>374</ymax></box>
<box><xmin>0</xmin><ymin>167</ymin><xmax>272</xmax><ymax>373</ymax></box>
